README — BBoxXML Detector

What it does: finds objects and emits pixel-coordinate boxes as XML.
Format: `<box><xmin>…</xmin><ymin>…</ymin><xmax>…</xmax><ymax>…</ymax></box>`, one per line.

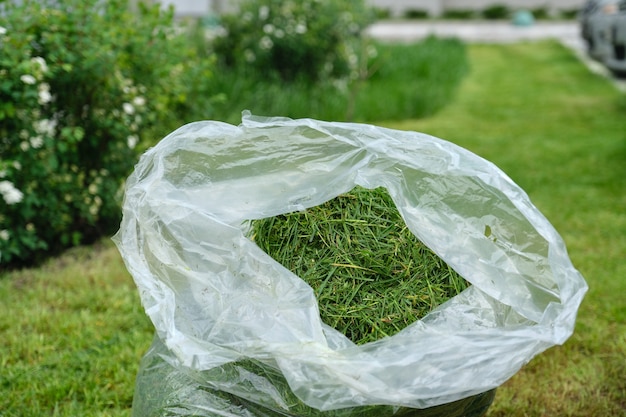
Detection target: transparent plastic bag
<box><xmin>131</xmin><ymin>335</ymin><xmax>497</xmax><ymax>417</ymax></box>
<box><xmin>114</xmin><ymin>112</ymin><xmax>587</xmax><ymax>416</ymax></box>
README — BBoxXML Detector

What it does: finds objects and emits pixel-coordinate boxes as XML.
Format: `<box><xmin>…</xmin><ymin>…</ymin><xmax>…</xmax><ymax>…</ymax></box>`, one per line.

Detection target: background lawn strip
<box><xmin>386</xmin><ymin>40</ymin><xmax>626</xmax><ymax>417</ymax></box>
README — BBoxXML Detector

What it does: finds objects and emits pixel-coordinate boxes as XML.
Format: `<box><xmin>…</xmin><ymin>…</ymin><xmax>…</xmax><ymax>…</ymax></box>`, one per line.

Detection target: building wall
<box><xmin>159</xmin><ymin>0</ymin><xmax>210</xmax><ymax>16</ymax></box>
<box><xmin>370</xmin><ymin>0</ymin><xmax>585</xmax><ymax>17</ymax></box>
<box><xmin>159</xmin><ymin>0</ymin><xmax>586</xmax><ymax>18</ymax></box>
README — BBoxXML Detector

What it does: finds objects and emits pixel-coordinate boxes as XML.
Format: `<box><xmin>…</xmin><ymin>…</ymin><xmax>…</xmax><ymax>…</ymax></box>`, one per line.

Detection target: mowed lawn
<box><xmin>1</xmin><ymin>41</ymin><xmax>624</xmax><ymax>416</ymax></box>
<box><xmin>387</xmin><ymin>41</ymin><xmax>626</xmax><ymax>416</ymax></box>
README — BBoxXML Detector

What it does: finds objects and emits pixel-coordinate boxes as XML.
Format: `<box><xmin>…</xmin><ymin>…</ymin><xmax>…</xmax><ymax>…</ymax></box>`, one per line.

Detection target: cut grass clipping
<box><xmin>250</xmin><ymin>186</ymin><xmax>468</xmax><ymax>345</ymax></box>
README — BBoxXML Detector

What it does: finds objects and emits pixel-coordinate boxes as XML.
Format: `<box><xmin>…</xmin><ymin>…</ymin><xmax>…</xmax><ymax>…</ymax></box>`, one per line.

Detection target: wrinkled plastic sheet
<box><xmin>114</xmin><ymin>112</ymin><xmax>587</xmax><ymax>414</ymax></box>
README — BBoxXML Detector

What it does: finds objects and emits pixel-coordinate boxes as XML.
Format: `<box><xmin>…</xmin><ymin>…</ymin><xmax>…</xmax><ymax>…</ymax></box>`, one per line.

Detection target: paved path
<box><xmin>367</xmin><ymin>21</ymin><xmax>583</xmax><ymax>48</ymax></box>
<box><xmin>366</xmin><ymin>21</ymin><xmax>625</xmax><ymax>91</ymax></box>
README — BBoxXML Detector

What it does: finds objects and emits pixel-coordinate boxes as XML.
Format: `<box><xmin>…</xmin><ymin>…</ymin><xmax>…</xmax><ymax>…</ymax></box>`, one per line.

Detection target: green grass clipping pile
<box><xmin>250</xmin><ymin>186</ymin><xmax>468</xmax><ymax>345</ymax></box>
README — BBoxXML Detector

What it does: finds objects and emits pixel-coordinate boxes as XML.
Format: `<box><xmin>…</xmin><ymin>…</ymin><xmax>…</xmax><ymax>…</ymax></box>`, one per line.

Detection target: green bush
<box><xmin>404</xmin><ymin>9</ymin><xmax>430</xmax><ymax>19</ymax></box>
<box><xmin>0</xmin><ymin>0</ymin><xmax>217</xmax><ymax>267</ymax></box>
<box><xmin>560</xmin><ymin>9</ymin><xmax>580</xmax><ymax>20</ymax></box>
<box><xmin>482</xmin><ymin>4</ymin><xmax>510</xmax><ymax>20</ymax></box>
<box><xmin>212</xmin><ymin>0</ymin><xmax>375</xmax><ymax>83</ymax></box>
<box><xmin>530</xmin><ymin>7</ymin><xmax>550</xmax><ymax>20</ymax></box>
<box><xmin>372</xmin><ymin>7</ymin><xmax>391</xmax><ymax>20</ymax></box>
<box><xmin>441</xmin><ymin>9</ymin><xmax>476</xmax><ymax>19</ymax></box>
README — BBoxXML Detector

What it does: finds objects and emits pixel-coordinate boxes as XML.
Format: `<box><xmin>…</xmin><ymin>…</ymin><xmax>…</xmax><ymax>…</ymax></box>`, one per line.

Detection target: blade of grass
<box><xmin>250</xmin><ymin>186</ymin><xmax>469</xmax><ymax>345</ymax></box>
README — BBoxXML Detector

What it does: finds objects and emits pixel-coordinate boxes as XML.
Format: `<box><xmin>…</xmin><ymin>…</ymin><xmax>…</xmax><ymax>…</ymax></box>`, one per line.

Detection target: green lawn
<box><xmin>206</xmin><ymin>37</ymin><xmax>469</xmax><ymax>125</ymax></box>
<box><xmin>1</xmin><ymin>40</ymin><xmax>624</xmax><ymax>416</ymax></box>
<box><xmin>387</xmin><ymin>41</ymin><xmax>626</xmax><ymax>417</ymax></box>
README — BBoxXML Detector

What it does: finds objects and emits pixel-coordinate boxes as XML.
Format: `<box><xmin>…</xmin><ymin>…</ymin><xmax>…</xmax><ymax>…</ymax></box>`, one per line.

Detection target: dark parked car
<box><xmin>605</xmin><ymin>0</ymin><xmax>626</xmax><ymax>75</ymax></box>
<box><xmin>580</xmin><ymin>0</ymin><xmax>626</xmax><ymax>76</ymax></box>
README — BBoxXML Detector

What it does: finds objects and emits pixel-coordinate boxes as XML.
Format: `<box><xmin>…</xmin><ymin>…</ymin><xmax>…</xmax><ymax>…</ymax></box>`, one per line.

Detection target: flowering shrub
<box><xmin>0</xmin><ymin>0</ymin><xmax>216</xmax><ymax>267</ymax></box>
<box><xmin>212</xmin><ymin>0</ymin><xmax>375</xmax><ymax>83</ymax></box>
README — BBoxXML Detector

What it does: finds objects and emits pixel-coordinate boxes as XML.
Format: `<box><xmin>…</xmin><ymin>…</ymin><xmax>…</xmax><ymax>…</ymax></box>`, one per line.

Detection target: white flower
<box><xmin>132</xmin><ymin>96</ymin><xmax>146</xmax><ymax>107</ymax></box>
<box><xmin>263</xmin><ymin>24</ymin><xmax>274</xmax><ymax>34</ymax></box>
<box><xmin>244</xmin><ymin>49</ymin><xmax>256</xmax><ymax>63</ymax></box>
<box><xmin>122</xmin><ymin>102</ymin><xmax>135</xmax><ymax>115</ymax></box>
<box><xmin>31</xmin><ymin>56</ymin><xmax>48</xmax><ymax>74</ymax></box>
<box><xmin>259</xmin><ymin>36</ymin><xmax>273</xmax><ymax>50</ymax></box>
<box><xmin>0</xmin><ymin>180</ymin><xmax>24</xmax><ymax>205</ymax></box>
<box><xmin>37</xmin><ymin>91</ymin><xmax>52</xmax><ymax>106</ymax></box>
<box><xmin>274</xmin><ymin>29</ymin><xmax>284</xmax><ymax>39</ymax></box>
<box><xmin>20</xmin><ymin>74</ymin><xmax>37</xmax><ymax>85</ymax></box>
<box><xmin>259</xmin><ymin>6</ymin><xmax>269</xmax><ymax>20</ymax></box>
<box><xmin>295</xmin><ymin>23</ymin><xmax>307</xmax><ymax>34</ymax></box>
<box><xmin>34</xmin><ymin>118</ymin><xmax>56</xmax><ymax>136</ymax></box>
<box><xmin>0</xmin><ymin>26</ymin><xmax>6</xmax><ymax>36</ymax></box>
<box><xmin>30</xmin><ymin>136</ymin><xmax>44</xmax><ymax>149</ymax></box>
<box><xmin>38</xmin><ymin>83</ymin><xmax>53</xmax><ymax>105</ymax></box>
<box><xmin>332</xmin><ymin>78</ymin><xmax>348</xmax><ymax>93</ymax></box>
<box><xmin>20</xmin><ymin>141</ymin><xmax>29</xmax><ymax>151</ymax></box>
<box><xmin>127</xmin><ymin>135</ymin><xmax>138</xmax><ymax>149</ymax></box>
<box><xmin>0</xmin><ymin>230</ymin><xmax>9</xmax><ymax>241</ymax></box>
<box><xmin>212</xmin><ymin>26</ymin><xmax>227</xmax><ymax>38</ymax></box>
<box><xmin>0</xmin><ymin>170</ymin><xmax>5</xmax><ymax>178</ymax></box>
